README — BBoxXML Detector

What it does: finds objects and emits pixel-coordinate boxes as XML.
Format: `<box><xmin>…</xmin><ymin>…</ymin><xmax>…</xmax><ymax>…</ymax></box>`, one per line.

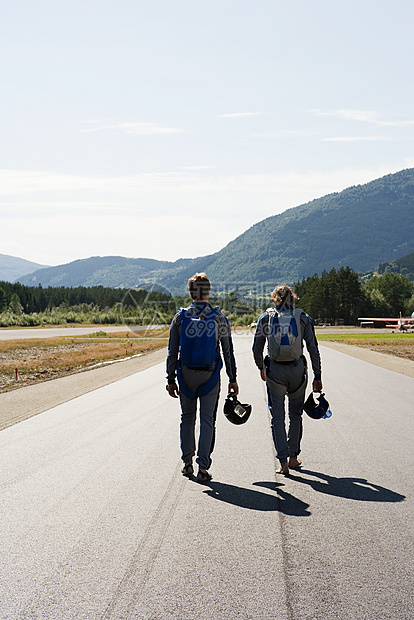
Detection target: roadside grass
<box><xmin>316</xmin><ymin>332</ymin><xmax>414</xmax><ymax>343</ymax></box>
<box><xmin>0</xmin><ymin>328</ymin><xmax>169</xmax><ymax>391</ymax></box>
<box><xmin>317</xmin><ymin>332</ymin><xmax>414</xmax><ymax>362</ymax></box>
<box><xmin>2</xmin><ymin>326</ymin><xmax>413</xmax><ymax>391</ymax></box>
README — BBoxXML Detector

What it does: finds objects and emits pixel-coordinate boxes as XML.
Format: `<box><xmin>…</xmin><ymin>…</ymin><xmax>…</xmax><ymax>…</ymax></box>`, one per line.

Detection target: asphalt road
<box><xmin>0</xmin><ymin>325</ymin><xmax>398</xmax><ymax>341</ymax></box>
<box><xmin>1</xmin><ymin>334</ymin><xmax>412</xmax><ymax>620</ymax></box>
<box><xmin>0</xmin><ymin>325</ymin><xmax>157</xmax><ymax>340</ymax></box>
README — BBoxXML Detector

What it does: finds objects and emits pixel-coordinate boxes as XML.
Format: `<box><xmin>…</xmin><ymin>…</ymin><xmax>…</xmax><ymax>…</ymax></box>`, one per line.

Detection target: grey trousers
<box><xmin>179</xmin><ymin>365</ymin><xmax>221</xmax><ymax>470</ymax></box>
<box><xmin>266</xmin><ymin>358</ymin><xmax>306</xmax><ymax>463</ymax></box>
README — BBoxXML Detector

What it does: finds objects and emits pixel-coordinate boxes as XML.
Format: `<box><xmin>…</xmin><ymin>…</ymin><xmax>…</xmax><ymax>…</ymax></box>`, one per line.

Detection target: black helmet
<box><xmin>223</xmin><ymin>394</ymin><xmax>252</xmax><ymax>425</ymax></box>
<box><xmin>303</xmin><ymin>392</ymin><xmax>330</xmax><ymax>419</ymax></box>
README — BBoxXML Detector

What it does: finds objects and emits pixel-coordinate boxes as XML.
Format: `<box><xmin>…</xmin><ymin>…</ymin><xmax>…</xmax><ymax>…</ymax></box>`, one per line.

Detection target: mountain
<box><xmin>376</xmin><ymin>250</ymin><xmax>414</xmax><ymax>280</ymax></box>
<box><xmin>200</xmin><ymin>168</ymin><xmax>414</xmax><ymax>286</ymax></box>
<box><xmin>16</xmin><ymin>168</ymin><xmax>414</xmax><ymax>293</ymax></box>
<box><xmin>0</xmin><ymin>254</ymin><xmax>49</xmax><ymax>283</ymax></box>
<box><xmin>17</xmin><ymin>255</ymin><xmax>177</xmax><ymax>288</ymax></box>
<box><xmin>16</xmin><ymin>254</ymin><xmax>215</xmax><ymax>291</ymax></box>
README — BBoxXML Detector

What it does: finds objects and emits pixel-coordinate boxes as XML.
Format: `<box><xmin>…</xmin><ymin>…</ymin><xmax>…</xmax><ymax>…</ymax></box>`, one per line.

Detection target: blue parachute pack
<box><xmin>177</xmin><ymin>306</ymin><xmax>223</xmax><ymax>399</ymax></box>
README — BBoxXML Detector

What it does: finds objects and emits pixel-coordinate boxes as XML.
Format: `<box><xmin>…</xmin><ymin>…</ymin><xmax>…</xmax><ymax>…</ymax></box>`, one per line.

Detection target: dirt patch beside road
<box><xmin>0</xmin><ymin>330</ymin><xmax>169</xmax><ymax>393</ymax></box>
<box><xmin>0</xmin><ymin>346</ymin><xmax>168</xmax><ymax>431</ymax></box>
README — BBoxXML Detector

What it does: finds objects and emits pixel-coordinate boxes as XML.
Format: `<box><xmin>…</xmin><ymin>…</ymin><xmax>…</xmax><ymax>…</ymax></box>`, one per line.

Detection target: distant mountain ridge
<box><xmin>0</xmin><ymin>254</ymin><xmax>49</xmax><ymax>282</ymax></box>
<box><xmin>16</xmin><ymin>254</ymin><xmax>211</xmax><ymax>291</ymax></box>
<box><xmin>15</xmin><ymin>168</ymin><xmax>414</xmax><ymax>293</ymax></box>
<box><xmin>19</xmin><ymin>256</ymin><xmax>173</xmax><ymax>288</ymax></box>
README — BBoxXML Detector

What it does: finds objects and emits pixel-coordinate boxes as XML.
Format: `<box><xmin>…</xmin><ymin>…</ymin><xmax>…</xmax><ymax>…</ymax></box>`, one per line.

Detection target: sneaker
<box><xmin>181</xmin><ymin>463</ymin><xmax>194</xmax><ymax>477</ymax></box>
<box><xmin>196</xmin><ymin>469</ymin><xmax>212</xmax><ymax>483</ymax></box>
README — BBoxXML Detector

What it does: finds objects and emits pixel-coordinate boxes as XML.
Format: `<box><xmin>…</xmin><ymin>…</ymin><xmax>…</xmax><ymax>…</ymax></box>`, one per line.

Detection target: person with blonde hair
<box><xmin>167</xmin><ymin>273</ymin><xmax>238</xmax><ymax>482</ymax></box>
<box><xmin>252</xmin><ymin>284</ymin><xmax>322</xmax><ymax>475</ymax></box>
<box><xmin>271</xmin><ymin>284</ymin><xmax>299</xmax><ymax>306</ymax></box>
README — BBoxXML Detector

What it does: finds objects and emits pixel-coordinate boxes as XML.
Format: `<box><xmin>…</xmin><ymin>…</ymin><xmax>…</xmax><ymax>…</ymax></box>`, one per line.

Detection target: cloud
<box><xmin>216</xmin><ymin>112</ymin><xmax>262</xmax><ymax>118</ymax></box>
<box><xmin>312</xmin><ymin>109</ymin><xmax>379</xmax><ymax>123</ymax></box>
<box><xmin>251</xmin><ymin>129</ymin><xmax>316</xmax><ymax>139</ymax></box>
<box><xmin>1</xmin><ymin>163</ymin><xmax>407</xmax><ymax>212</ymax></box>
<box><xmin>376</xmin><ymin>119</ymin><xmax>414</xmax><ymax>127</ymax></box>
<box><xmin>80</xmin><ymin>121</ymin><xmax>185</xmax><ymax>135</ymax></box>
<box><xmin>312</xmin><ymin>109</ymin><xmax>414</xmax><ymax>127</ymax></box>
<box><xmin>2</xmin><ymin>162</ymin><xmax>411</xmax><ymax>264</ymax></box>
<box><xmin>321</xmin><ymin>136</ymin><xmax>390</xmax><ymax>142</ymax></box>
<box><xmin>178</xmin><ymin>165</ymin><xmax>214</xmax><ymax>170</ymax></box>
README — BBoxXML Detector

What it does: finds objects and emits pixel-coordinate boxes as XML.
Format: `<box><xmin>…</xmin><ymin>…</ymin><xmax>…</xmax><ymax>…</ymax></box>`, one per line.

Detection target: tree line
<box><xmin>1</xmin><ymin>268</ymin><xmax>413</xmax><ymax>327</ymax></box>
<box><xmin>0</xmin><ymin>282</ymin><xmax>174</xmax><ymax>313</ymax></box>
<box><xmin>294</xmin><ymin>267</ymin><xmax>414</xmax><ymax>324</ymax></box>
<box><xmin>0</xmin><ymin>282</ymin><xmax>178</xmax><ymax>327</ymax></box>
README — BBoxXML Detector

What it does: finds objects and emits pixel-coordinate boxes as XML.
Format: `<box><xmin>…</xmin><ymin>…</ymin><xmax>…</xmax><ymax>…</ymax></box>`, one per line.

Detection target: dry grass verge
<box><xmin>0</xmin><ymin>329</ymin><xmax>169</xmax><ymax>393</ymax></box>
<box><xmin>2</xmin><ymin>328</ymin><xmax>413</xmax><ymax>394</ymax></box>
<box><xmin>317</xmin><ymin>333</ymin><xmax>414</xmax><ymax>362</ymax></box>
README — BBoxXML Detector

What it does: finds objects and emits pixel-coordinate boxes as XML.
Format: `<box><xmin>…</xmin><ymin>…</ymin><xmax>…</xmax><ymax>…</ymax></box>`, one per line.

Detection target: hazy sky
<box><xmin>2</xmin><ymin>0</ymin><xmax>414</xmax><ymax>266</ymax></box>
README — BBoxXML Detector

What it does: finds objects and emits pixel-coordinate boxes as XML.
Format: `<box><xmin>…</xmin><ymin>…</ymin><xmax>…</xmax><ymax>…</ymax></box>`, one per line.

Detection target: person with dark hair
<box><xmin>166</xmin><ymin>273</ymin><xmax>238</xmax><ymax>482</ymax></box>
<box><xmin>252</xmin><ymin>284</ymin><xmax>322</xmax><ymax>475</ymax></box>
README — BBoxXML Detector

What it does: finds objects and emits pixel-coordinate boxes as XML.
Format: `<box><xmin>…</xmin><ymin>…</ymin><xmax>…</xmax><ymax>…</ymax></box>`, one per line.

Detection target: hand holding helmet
<box><xmin>228</xmin><ymin>381</ymin><xmax>239</xmax><ymax>395</ymax></box>
<box><xmin>312</xmin><ymin>378</ymin><xmax>323</xmax><ymax>392</ymax></box>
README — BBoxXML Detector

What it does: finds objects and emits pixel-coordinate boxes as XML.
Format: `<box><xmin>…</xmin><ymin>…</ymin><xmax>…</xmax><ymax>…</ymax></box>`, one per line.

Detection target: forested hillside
<box><xmin>15</xmin><ymin>168</ymin><xmax>414</xmax><ymax>294</ymax></box>
<box><xmin>201</xmin><ymin>168</ymin><xmax>414</xmax><ymax>286</ymax></box>
<box><xmin>376</xmin><ymin>250</ymin><xmax>414</xmax><ymax>280</ymax></box>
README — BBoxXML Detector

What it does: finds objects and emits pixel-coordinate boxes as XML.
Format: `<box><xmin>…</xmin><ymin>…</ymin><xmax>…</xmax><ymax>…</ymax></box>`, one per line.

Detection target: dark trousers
<box><xmin>179</xmin><ymin>365</ymin><xmax>221</xmax><ymax>470</ymax></box>
<box><xmin>266</xmin><ymin>358</ymin><xmax>305</xmax><ymax>463</ymax></box>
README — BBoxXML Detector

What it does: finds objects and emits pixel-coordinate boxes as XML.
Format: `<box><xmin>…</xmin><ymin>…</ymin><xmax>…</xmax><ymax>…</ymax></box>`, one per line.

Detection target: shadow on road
<box><xmin>287</xmin><ymin>469</ymin><xmax>406</xmax><ymax>502</ymax></box>
<box><xmin>201</xmin><ymin>480</ymin><xmax>311</xmax><ymax>516</ymax></box>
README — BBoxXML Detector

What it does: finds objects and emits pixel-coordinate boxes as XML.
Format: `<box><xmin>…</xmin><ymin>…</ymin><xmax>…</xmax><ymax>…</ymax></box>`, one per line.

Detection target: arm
<box><xmin>166</xmin><ymin>313</ymin><xmax>181</xmax><ymax>397</ymax></box>
<box><xmin>252</xmin><ymin>313</ymin><xmax>267</xmax><ymax>372</ymax></box>
<box><xmin>217</xmin><ymin>313</ymin><xmax>239</xmax><ymax>394</ymax></box>
<box><xmin>301</xmin><ymin>312</ymin><xmax>323</xmax><ymax>391</ymax></box>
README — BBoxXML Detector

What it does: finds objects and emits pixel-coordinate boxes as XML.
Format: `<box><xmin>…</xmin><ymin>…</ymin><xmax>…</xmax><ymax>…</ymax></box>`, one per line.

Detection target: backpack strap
<box><xmin>179</xmin><ymin>307</ymin><xmax>189</xmax><ymax>321</ymax></box>
<box><xmin>179</xmin><ymin>306</ymin><xmax>220</xmax><ymax>320</ymax></box>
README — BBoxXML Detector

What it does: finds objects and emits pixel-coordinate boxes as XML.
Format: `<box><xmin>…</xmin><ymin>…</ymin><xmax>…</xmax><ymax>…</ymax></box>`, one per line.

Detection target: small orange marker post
<box><xmin>15</xmin><ymin>368</ymin><xmax>18</xmax><ymax>381</ymax></box>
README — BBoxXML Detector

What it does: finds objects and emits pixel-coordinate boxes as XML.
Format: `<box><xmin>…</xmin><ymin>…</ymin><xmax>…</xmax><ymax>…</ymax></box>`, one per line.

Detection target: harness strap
<box><xmin>265</xmin><ymin>357</ymin><xmax>308</xmax><ymax>399</ymax></box>
<box><xmin>177</xmin><ymin>357</ymin><xmax>223</xmax><ymax>400</ymax></box>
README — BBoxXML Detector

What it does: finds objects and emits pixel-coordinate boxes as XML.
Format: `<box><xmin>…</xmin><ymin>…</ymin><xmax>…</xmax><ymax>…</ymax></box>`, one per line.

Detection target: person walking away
<box><xmin>167</xmin><ymin>273</ymin><xmax>238</xmax><ymax>482</ymax></box>
<box><xmin>252</xmin><ymin>284</ymin><xmax>322</xmax><ymax>475</ymax></box>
